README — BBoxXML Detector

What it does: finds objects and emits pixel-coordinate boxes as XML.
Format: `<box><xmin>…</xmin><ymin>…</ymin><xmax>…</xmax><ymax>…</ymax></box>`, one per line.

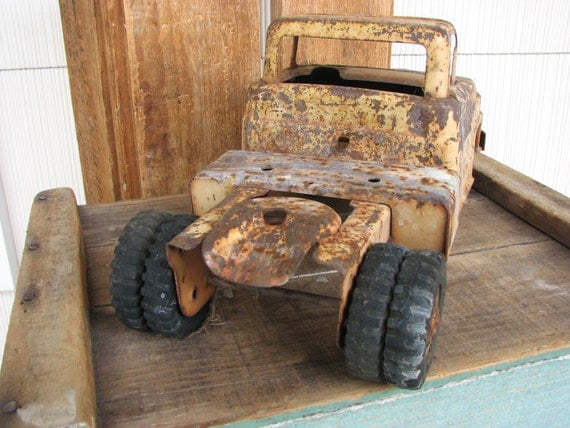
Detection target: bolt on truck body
<box><xmin>110</xmin><ymin>15</ymin><xmax>482</xmax><ymax>389</ymax></box>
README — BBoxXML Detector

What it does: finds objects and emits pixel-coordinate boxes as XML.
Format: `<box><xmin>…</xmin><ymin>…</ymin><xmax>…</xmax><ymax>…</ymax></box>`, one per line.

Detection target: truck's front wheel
<box><xmin>110</xmin><ymin>210</ymin><xmax>174</xmax><ymax>331</ymax></box>
<box><xmin>344</xmin><ymin>245</ymin><xmax>446</xmax><ymax>389</ymax></box>
<box><xmin>344</xmin><ymin>243</ymin><xmax>407</xmax><ymax>382</ymax></box>
<box><xmin>141</xmin><ymin>215</ymin><xmax>211</xmax><ymax>338</ymax></box>
<box><xmin>383</xmin><ymin>250</ymin><xmax>446</xmax><ymax>389</ymax></box>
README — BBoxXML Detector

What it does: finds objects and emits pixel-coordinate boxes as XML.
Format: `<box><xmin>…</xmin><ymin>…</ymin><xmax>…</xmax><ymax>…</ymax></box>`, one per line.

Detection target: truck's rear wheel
<box><xmin>110</xmin><ymin>210</ymin><xmax>174</xmax><ymax>330</ymax></box>
<box><xmin>344</xmin><ymin>243</ymin><xmax>407</xmax><ymax>381</ymax></box>
<box><xmin>383</xmin><ymin>250</ymin><xmax>446</xmax><ymax>389</ymax></box>
<box><xmin>141</xmin><ymin>215</ymin><xmax>210</xmax><ymax>338</ymax></box>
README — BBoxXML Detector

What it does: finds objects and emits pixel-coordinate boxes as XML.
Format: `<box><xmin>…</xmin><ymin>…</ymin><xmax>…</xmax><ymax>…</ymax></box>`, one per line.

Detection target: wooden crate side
<box><xmin>0</xmin><ymin>188</ymin><xmax>96</xmax><ymax>427</ymax></box>
<box><xmin>123</xmin><ymin>1</ymin><xmax>261</xmax><ymax>198</ymax></box>
<box><xmin>473</xmin><ymin>152</ymin><xmax>570</xmax><ymax>248</ymax></box>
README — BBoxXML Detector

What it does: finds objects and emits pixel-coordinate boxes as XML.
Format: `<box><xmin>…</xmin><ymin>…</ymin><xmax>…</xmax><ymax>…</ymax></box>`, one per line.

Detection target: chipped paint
<box><xmin>192</xmin><ymin>150</ymin><xmax>456</xmax><ymax>252</ymax></box>
<box><xmin>263</xmin><ymin>15</ymin><xmax>456</xmax><ymax>98</ymax></box>
<box><xmin>203</xmin><ymin>197</ymin><xmax>341</xmax><ymax>287</ymax></box>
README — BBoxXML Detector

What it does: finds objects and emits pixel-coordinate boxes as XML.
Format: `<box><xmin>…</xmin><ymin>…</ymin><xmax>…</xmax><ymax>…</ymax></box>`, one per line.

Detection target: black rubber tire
<box><xmin>141</xmin><ymin>214</ymin><xmax>210</xmax><ymax>339</ymax></box>
<box><xmin>344</xmin><ymin>243</ymin><xmax>408</xmax><ymax>382</ymax></box>
<box><xmin>110</xmin><ymin>210</ymin><xmax>174</xmax><ymax>330</ymax></box>
<box><xmin>383</xmin><ymin>250</ymin><xmax>446</xmax><ymax>389</ymax></box>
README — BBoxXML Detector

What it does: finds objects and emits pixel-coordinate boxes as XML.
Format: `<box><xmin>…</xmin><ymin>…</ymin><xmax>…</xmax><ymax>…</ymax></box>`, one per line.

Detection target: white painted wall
<box><xmin>0</xmin><ymin>0</ymin><xmax>568</xmax><ymax>364</ymax></box>
<box><xmin>391</xmin><ymin>0</ymin><xmax>570</xmax><ymax>197</ymax></box>
<box><xmin>0</xmin><ymin>0</ymin><xmax>85</xmax><ymax>362</ymax></box>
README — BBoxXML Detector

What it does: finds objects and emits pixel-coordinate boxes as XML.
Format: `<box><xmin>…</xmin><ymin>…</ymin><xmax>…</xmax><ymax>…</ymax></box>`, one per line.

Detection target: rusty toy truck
<box><xmin>110</xmin><ymin>16</ymin><xmax>482</xmax><ymax>389</ymax></box>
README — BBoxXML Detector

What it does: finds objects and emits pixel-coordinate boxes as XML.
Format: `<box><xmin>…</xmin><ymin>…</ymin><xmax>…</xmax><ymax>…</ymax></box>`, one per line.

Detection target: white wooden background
<box><xmin>1</xmin><ymin>0</ymin><xmax>569</xmax><ymax>362</ymax></box>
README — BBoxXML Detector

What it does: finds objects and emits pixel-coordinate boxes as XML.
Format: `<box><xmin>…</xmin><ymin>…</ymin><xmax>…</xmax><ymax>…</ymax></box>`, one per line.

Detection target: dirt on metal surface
<box><xmin>244</xmin><ymin>15</ymin><xmax>482</xmax><ymax>216</ymax></box>
<box><xmin>202</xmin><ymin>196</ymin><xmax>341</xmax><ymax>287</ymax></box>
<box><xmin>167</xmin><ymin>187</ymin><xmax>267</xmax><ymax>316</ymax></box>
<box><xmin>191</xmin><ymin>150</ymin><xmax>456</xmax><ymax>253</ymax></box>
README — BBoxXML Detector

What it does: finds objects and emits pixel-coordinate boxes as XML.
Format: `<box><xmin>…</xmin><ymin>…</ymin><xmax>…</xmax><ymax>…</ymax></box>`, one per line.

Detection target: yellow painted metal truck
<box><xmin>110</xmin><ymin>16</ymin><xmax>482</xmax><ymax>389</ymax></box>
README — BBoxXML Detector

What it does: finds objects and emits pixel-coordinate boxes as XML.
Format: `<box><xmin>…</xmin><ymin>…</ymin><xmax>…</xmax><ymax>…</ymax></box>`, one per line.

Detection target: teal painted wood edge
<box><xmin>219</xmin><ymin>348</ymin><xmax>570</xmax><ymax>428</ymax></box>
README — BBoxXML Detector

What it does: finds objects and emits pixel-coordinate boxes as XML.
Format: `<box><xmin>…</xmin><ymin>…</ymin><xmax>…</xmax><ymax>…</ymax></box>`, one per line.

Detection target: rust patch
<box><xmin>167</xmin><ymin>187</ymin><xmax>268</xmax><ymax>316</ymax></box>
<box><xmin>264</xmin><ymin>15</ymin><xmax>456</xmax><ymax>98</ymax></box>
<box><xmin>314</xmin><ymin>202</ymin><xmax>391</xmax><ymax>343</ymax></box>
<box><xmin>202</xmin><ymin>196</ymin><xmax>341</xmax><ymax>287</ymax></box>
<box><xmin>168</xmin><ymin>245</ymin><xmax>215</xmax><ymax>317</ymax></box>
<box><xmin>243</xmin><ymin>80</ymin><xmax>475</xmax><ymax>176</ymax></box>
<box><xmin>192</xmin><ymin>150</ymin><xmax>456</xmax><ymax>253</ymax></box>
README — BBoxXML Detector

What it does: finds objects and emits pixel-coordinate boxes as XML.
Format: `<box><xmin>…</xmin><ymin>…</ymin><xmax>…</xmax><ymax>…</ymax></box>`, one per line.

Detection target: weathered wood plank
<box><xmin>59</xmin><ymin>1</ymin><xmax>120</xmax><ymax>202</ymax></box>
<box><xmin>123</xmin><ymin>1</ymin><xmax>261</xmax><ymax>198</ymax></box>
<box><xmin>79</xmin><ymin>194</ymin><xmax>193</xmax><ymax>308</ymax></box>
<box><xmin>272</xmin><ymin>1</ymin><xmax>393</xmax><ymax>69</ymax></box>
<box><xmin>79</xmin><ymin>193</ymin><xmax>192</xmax><ymax>249</ymax></box>
<box><xmin>473</xmin><ymin>152</ymin><xmax>570</xmax><ymax>248</ymax></box>
<box><xmin>0</xmin><ymin>188</ymin><xmax>97</xmax><ymax>427</ymax></box>
<box><xmin>437</xmin><ymin>239</ymin><xmax>570</xmax><ymax>373</ymax></box>
<box><xmin>60</xmin><ymin>1</ymin><xmax>261</xmax><ymax>203</ymax></box>
<box><xmin>451</xmin><ymin>191</ymin><xmax>548</xmax><ymax>254</ymax></box>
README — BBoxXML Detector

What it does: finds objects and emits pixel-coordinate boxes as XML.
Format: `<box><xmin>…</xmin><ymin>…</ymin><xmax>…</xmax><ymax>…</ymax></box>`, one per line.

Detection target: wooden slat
<box><xmin>79</xmin><ymin>193</ymin><xmax>192</xmax><ymax>250</ymax></box>
<box><xmin>272</xmin><ymin>1</ymin><xmax>393</xmax><ymax>69</ymax></box>
<box><xmin>451</xmin><ymin>190</ymin><xmax>548</xmax><ymax>254</ymax></box>
<box><xmin>60</xmin><ymin>1</ymin><xmax>261</xmax><ymax>203</ymax></box>
<box><xmin>59</xmin><ymin>1</ymin><xmax>120</xmax><ymax>202</ymax></box>
<box><xmin>122</xmin><ymin>1</ymin><xmax>261</xmax><ymax>198</ymax></box>
<box><xmin>473</xmin><ymin>152</ymin><xmax>570</xmax><ymax>248</ymax></box>
<box><xmin>0</xmin><ymin>188</ymin><xmax>96</xmax><ymax>427</ymax></box>
<box><xmin>80</xmin><ymin>191</ymin><xmax>552</xmax><ymax>308</ymax></box>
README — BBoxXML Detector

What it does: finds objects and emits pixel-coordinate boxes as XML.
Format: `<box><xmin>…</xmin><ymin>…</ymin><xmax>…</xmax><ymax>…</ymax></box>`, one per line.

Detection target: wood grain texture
<box><xmin>0</xmin><ymin>188</ymin><xmax>96</xmax><ymax>427</ymax></box>
<box><xmin>77</xmin><ymin>189</ymin><xmax>570</xmax><ymax>426</ymax></box>
<box><xmin>272</xmin><ymin>1</ymin><xmax>393</xmax><ymax>69</ymax></box>
<box><xmin>60</xmin><ymin>1</ymin><xmax>261</xmax><ymax>203</ymax></box>
<box><xmin>59</xmin><ymin>1</ymin><xmax>120</xmax><ymax>203</ymax></box>
<box><xmin>473</xmin><ymin>152</ymin><xmax>570</xmax><ymax>248</ymax></box>
<box><xmin>123</xmin><ymin>1</ymin><xmax>260</xmax><ymax>197</ymax></box>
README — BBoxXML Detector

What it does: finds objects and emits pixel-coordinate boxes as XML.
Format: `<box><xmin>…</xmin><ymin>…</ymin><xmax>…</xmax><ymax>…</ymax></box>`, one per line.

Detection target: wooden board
<box><xmin>59</xmin><ymin>2</ymin><xmax>119</xmax><ymax>202</ymax></box>
<box><xmin>272</xmin><ymin>1</ymin><xmax>393</xmax><ymax>69</ymax></box>
<box><xmin>76</xmin><ymin>190</ymin><xmax>570</xmax><ymax>426</ymax></box>
<box><xmin>473</xmin><ymin>152</ymin><xmax>570</xmax><ymax>248</ymax></box>
<box><xmin>60</xmin><ymin>1</ymin><xmax>261</xmax><ymax>203</ymax></box>
<box><xmin>0</xmin><ymin>188</ymin><xmax>96</xmax><ymax>427</ymax></box>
